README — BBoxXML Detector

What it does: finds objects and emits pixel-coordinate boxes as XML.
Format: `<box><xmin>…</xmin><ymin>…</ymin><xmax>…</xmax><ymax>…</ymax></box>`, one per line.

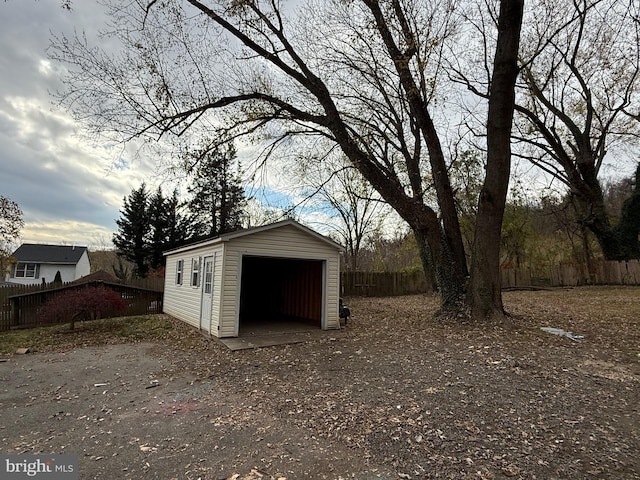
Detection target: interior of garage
<box><xmin>238</xmin><ymin>256</ymin><xmax>323</xmax><ymax>334</ymax></box>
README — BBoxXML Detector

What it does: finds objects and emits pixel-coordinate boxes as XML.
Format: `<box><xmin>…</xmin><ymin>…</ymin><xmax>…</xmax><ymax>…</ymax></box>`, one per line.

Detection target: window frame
<box><xmin>15</xmin><ymin>263</ymin><xmax>38</xmax><ymax>278</ymax></box>
<box><xmin>203</xmin><ymin>256</ymin><xmax>213</xmax><ymax>294</ymax></box>
<box><xmin>175</xmin><ymin>259</ymin><xmax>184</xmax><ymax>285</ymax></box>
<box><xmin>191</xmin><ymin>257</ymin><xmax>201</xmax><ymax>287</ymax></box>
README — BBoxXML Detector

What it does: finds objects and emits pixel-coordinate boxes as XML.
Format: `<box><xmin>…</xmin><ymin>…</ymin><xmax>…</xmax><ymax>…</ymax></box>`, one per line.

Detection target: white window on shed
<box><xmin>176</xmin><ymin>259</ymin><xmax>184</xmax><ymax>285</ymax></box>
<box><xmin>191</xmin><ymin>257</ymin><xmax>201</xmax><ymax>286</ymax></box>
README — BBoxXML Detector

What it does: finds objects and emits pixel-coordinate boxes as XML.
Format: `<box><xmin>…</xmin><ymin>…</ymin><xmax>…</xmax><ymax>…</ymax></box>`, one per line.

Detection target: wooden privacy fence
<box><xmin>343</xmin><ymin>260</ymin><xmax>640</xmax><ymax>296</ymax></box>
<box><xmin>550</xmin><ymin>259</ymin><xmax>640</xmax><ymax>287</ymax></box>
<box><xmin>342</xmin><ymin>271</ymin><xmax>431</xmax><ymax>297</ymax></box>
<box><xmin>501</xmin><ymin>259</ymin><xmax>640</xmax><ymax>288</ymax></box>
<box><xmin>1</xmin><ymin>280</ymin><xmax>163</xmax><ymax>331</ymax></box>
<box><xmin>501</xmin><ymin>268</ymin><xmax>533</xmax><ymax>288</ymax></box>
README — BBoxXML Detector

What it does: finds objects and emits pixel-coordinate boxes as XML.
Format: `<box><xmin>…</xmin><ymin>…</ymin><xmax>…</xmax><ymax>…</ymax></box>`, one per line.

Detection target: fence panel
<box><xmin>549</xmin><ymin>260</ymin><xmax>640</xmax><ymax>287</ymax></box>
<box><xmin>625</xmin><ymin>260</ymin><xmax>640</xmax><ymax>284</ymax></box>
<box><xmin>1</xmin><ymin>281</ymin><xmax>163</xmax><ymax>331</ymax></box>
<box><xmin>449</xmin><ymin>260</ymin><xmax>640</xmax><ymax>290</ymax></box>
<box><xmin>122</xmin><ymin>277</ymin><xmax>165</xmax><ymax>291</ymax></box>
<box><xmin>501</xmin><ymin>268</ymin><xmax>533</xmax><ymax>288</ymax></box>
<box><xmin>341</xmin><ymin>271</ymin><xmax>430</xmax><ymax>297</ymax></box>
<box><xmin>1</xmin><ymin>283</ymin><xmax>64</xmax><ymax>331</ymax></box>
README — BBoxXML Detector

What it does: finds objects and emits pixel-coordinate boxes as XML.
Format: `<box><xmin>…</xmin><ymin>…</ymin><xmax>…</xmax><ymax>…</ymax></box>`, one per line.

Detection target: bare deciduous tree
<box><xmin>293</xmin><ymin>153</ymin><xmax>390</xmax><ymax>271</ymax></box>
<box><xmin>0</xmin><ymin>195</ymin><xmax>24</xmax><ymax>277</ymax></box>
<box><xmin>50</xmin><ymin>0</ymin><xmax>523</xmax><ymax>320</ymax></box>
<box><xmin>456</xmin><ymin>0</ymin><xmax>640</xmax><ymax>260</ymax></box>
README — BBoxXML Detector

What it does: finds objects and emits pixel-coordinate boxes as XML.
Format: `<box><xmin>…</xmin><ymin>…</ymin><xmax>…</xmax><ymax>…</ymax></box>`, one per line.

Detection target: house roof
<box><xmin>71</xmin><ymin>269</ymin><xmax>118</xmax><ymax>284</ymax></box>
<box><xmin>12</xmin><ymin>244</ymin><xmax>89</xmax><ymax>265</ymax></box>
<box><xmin>164</xmin><ymin>219</ymin><xmax>343</xmax><ymax>255</ymax></box>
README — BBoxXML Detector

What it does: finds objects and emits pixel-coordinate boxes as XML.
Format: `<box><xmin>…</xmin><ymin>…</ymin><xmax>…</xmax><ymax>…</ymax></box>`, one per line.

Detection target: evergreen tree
<box><xmin>185</xmin><ymin>144</ymin><xmax>245</xmax><ymax>238</ymax></box>
<box><xmin>165</xmin><ymin>189</ymin><xmax>188</xmax><ymax>250</ymax></box>
<box><xmin>147</xmin><ymin>187</ymin><xmax>190</xmax><ymax>269</ymax></box>
<box><xmin>147</xmin><ymin>187</ymin><xmax>169</xmax><ymax>271</ymax></box>
<box><xmin>113</xmin><ymin>183</ymin><xmax>150</xmax><ymax>277</ymax></box>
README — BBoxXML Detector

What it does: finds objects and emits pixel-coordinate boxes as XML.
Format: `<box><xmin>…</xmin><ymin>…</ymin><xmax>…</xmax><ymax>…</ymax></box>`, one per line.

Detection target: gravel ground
<box><xmin>1</xmin><ymin>286</ymin><xmax>639</xmax><ymax>479</ymax></box>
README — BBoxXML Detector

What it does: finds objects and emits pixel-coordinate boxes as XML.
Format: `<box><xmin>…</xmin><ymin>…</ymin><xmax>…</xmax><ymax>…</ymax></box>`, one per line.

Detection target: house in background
<box><xmin>5</xmin><ymin>244</ymin><xmax>91</xmax><ymax>286</ymax></box>
<box><xmin>163</xmin><ymin>220</ymin><xmax>342</xmax><ymax>338</ymax></box>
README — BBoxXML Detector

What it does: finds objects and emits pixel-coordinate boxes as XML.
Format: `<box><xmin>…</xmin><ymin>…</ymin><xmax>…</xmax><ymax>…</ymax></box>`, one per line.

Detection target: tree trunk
<box><xmin>323</xmin><ymin>114</ymin><xmax>468</xmax><ymax>308</ymax></box>
<box><xmin>362</xmin><ymin>0</ymin><xmax>469</xmax><ymax>303</ymax></box>
<box><xmin>468</xmin><ymin>0</ymin><xmax>524</xmax><ymax>321</ymax></box>
<box><xmin>575</xmin><ymin>162</ymin><xmax>640</xmax><ymax>260</ymax></box>
<box><xmin>413</xmin><ymin>228</ymin><xmax>438</xmax><ymax>292</ymax></box>
<box><xmin>402</xmin><ymin>207</ymin><xmax>467</xmax><ymax>307</ymax></box>
<box><xmin>370</xmin><ymin>192</ymin><xmax>466</xmax><ymax>307</ymax></box>
<box><xmin>614</xmin><ymin>163</ymin><xmax>640</xmax><ymax>259</ymax></box>
<box><xmin>571</xmin><ymin>169</ymin><xmax>618</xmax><ymax>258</ymax></box>
<box><xmin>413</xmin><ymin>226</ymin><xmax>465</xmax><ymax>302</ymax></box>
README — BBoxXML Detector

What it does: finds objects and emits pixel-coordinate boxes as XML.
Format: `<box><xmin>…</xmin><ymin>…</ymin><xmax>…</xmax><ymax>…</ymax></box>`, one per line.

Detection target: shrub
<box><xmin>39</xmin><ymin>286</ymin><xmax>128</xmax><ymax>330</ymax></box>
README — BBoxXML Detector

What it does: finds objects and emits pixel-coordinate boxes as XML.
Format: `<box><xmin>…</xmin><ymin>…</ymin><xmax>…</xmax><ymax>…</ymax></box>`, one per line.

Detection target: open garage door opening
<box><xmin>239</xmin><ymin>256</ymin><xmax>324</xmax><ymax>335</ymax></box>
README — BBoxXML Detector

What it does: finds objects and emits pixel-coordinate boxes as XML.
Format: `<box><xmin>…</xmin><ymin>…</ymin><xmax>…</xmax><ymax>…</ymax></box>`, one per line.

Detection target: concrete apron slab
<box><xmin>219</xmin><ymin>330</ymin><xmax>340</xmax><ymax>351</ymax></box>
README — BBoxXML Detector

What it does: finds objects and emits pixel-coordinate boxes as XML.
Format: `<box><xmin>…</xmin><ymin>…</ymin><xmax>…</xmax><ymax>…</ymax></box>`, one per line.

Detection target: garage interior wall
<box><xmin>239</xmin><ymin>256</ymin><xmax>323</xmax><ymax>328</ymax></box>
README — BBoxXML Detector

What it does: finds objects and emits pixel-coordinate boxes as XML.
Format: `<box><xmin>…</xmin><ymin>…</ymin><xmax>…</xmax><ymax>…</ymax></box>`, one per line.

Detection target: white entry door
<box><xmin>200</xmin><ymin>256</ymin><xmax>214</xmax><ymax>332</ymax></box>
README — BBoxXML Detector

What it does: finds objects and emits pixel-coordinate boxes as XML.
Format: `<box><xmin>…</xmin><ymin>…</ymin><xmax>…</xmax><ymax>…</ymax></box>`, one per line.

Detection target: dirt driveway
<box><xmin>1</xmin><ymin>288</ymin><xmax>639</xmax><ymax>479</ymax></box>
<box><xmin>1</xmin><ymin>343</ymin><xmax>386</xmax><ymax>480</ymax></box>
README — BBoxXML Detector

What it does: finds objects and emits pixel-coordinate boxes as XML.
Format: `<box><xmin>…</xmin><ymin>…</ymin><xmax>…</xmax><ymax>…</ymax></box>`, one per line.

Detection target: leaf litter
<box><xmin>1</xmin><ymin>286</ymin><xmax>638</xmax><ymax>479</ymax></box>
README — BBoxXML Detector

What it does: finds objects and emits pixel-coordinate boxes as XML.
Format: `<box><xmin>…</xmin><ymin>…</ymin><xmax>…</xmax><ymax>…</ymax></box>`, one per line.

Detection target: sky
<box><xmin>10</xmin><ymin>1</ymin><xmax>634</xmax><ymax>253</ymax></box>
<box><xmin>0</xmin><ymin>0</ymin><xmax>157</xmax><ymax>249</ymax></box>
<box><xmin>0</xmin><ymin>0</ymin><xmax>352</xmax><ymax>252</ymax></box>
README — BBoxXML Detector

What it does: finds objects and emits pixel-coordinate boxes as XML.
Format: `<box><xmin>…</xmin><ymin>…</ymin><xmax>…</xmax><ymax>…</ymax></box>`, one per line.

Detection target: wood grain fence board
<box><xmin>549</xmin><ymin>260</ymin><xmax>640</xmax><ymax>287</ymax></box>
<box><xmin>628</xmin><ymin>260</ymin><xmax>640</xmax><ymax>284</ymax></box>
<box><xmin>1</xmin><ymin>280</ymin><xmax>163</xmax><ymax>331</ymax></box>
<box><xmin>341</xmin><ymin>271</ymin><xmax>430</xmax><ymax>297</ymax></box>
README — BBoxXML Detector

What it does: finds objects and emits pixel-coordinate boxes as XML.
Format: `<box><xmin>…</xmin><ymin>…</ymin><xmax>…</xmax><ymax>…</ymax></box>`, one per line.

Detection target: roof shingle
<box><xmin>12</xmin><ymin>244</ymin><xmax>88</xmax><ymax>264</ymax></box>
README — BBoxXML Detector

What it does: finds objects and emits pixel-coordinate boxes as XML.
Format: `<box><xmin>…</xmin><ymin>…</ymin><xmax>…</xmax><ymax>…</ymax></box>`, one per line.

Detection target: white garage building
<box><xmin>162</xmin><ymin>220</ymin><xmax>342</xmax><ymax>338</ymax></box>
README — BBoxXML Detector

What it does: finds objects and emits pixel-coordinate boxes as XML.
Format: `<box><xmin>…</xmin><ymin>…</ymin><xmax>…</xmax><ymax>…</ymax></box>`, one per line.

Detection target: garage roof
<box><xmin>164</xmin><ymin>219</ymin><xmax>342</xmax><ymax>256</ymax></box>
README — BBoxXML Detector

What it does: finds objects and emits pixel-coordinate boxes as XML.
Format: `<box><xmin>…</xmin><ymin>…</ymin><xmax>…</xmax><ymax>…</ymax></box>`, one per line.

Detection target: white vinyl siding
<box><xmin>39</xmin><ymin>264</ymin><xmax>73</xmax><ymax>283</ymax></box>
<box><xmin>164</xmin><ymin>245</ymin><xmax>224</xmax><ymax>329</ymax></box>
<box><xmin>219</xmin><ymin>224</ymin><xmax>340</xmax><ymax>337</ymax></box>
<box><xmin>74</xmin><ymin>251</ymin><xmax>91</xmax><ymax>279</ymax></box>
<box><xmin>163</xmin><ymin>221</ymin><xmax>341</xmax><ymax>338</ymax></box>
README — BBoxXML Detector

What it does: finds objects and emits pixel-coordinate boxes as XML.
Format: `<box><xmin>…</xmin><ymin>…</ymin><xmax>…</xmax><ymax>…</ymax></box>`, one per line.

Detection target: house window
<box><xmin>15</xmin><ymin>263</ymin><xmax>37</xmax><ymax>278</ymax></box>
<box><xmin>191</xmin><ymin>257</ymin><xmax>201</xmax><ymax>286</ymax></box>
<box><xmin>176</xmin><ymin>259</ymin><xmax>184</xmax><ymax>285</ymax></box>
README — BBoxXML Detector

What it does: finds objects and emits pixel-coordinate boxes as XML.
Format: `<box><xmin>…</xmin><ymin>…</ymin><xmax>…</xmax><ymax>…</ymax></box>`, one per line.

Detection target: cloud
<box><xmin>0</xmin><ymin>0</ymin><xmax>163</xmax><ymax>248</ymax></box>
<box><xmin>21</xmin><ymin>218</ymin><xmax>114</xmax><ymax>249</ymax></box>
<box><xmin>0</xmin><ymin>1</ymin><xmax>353</xmax><ymax>250</ymax></box>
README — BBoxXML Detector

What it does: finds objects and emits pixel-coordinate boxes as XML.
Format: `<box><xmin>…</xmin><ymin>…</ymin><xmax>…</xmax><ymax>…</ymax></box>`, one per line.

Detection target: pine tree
<box><xmin>147</xmin><ymin>187</ymin><xmax>169</xmax><ymax>271</ymax></box>
<box><xmin>185</xmin><ymin>144</ymin><xmax>246</xmax><ymax>239</ymax></box>
<box><xmin>147</xmin><ymin>187</ymin><xmax>190</xmax><ymax>269</ymax></box>
<box><xmin>164</xmin><ymin>189</ymin><xmax>186</xmax><ymax>249</ymax></box>
<box><xmin>113</xmin><ymin>183</ymin><xmax>150</xmax><ymax>277</ymax></box>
